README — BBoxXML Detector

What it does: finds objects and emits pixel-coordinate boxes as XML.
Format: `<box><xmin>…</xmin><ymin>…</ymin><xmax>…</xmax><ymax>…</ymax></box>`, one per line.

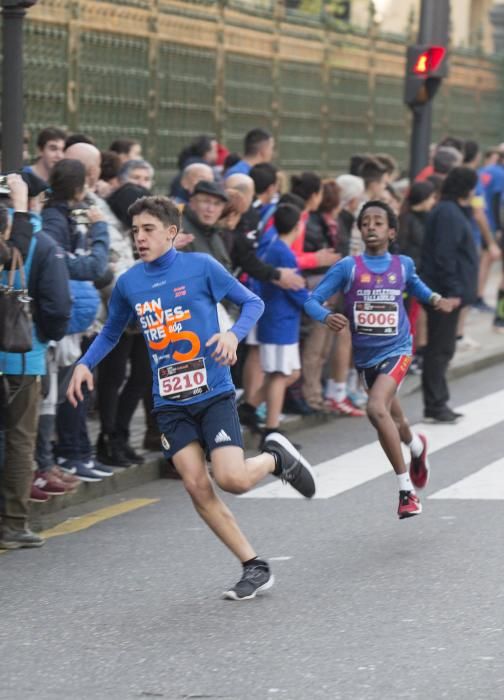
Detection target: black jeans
<box><xmin>97</xmin><ymin>333</ymin><xmax>151</xmax><ymax>439</ymax></box>
<box><xmin>422</xmin><ymin>306</ymin><xmax>461</xmax><ymax>414</ymax></box>
<box><xmin>56</xmin><ymin>380</ymin><xmax>92</xmax><ymax>461</ymax></box>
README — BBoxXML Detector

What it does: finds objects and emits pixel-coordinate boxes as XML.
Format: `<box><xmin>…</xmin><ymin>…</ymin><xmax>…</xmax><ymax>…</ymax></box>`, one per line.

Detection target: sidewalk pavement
<box><xmin>30</xmin><ymin>268</ymin><xmax>504</xmax><ymax>529</ymax></box>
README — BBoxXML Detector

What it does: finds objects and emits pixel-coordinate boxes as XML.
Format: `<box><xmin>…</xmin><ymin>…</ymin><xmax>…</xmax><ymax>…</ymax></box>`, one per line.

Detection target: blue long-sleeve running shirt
<box><xmin>80</xmin><ymin>249</ymin><xmax>264</xmax><ymax>408</ymax></box>
<box><xmin>304</xmin><ymin>253</ymin><xmax>435</xmax><ymax>368</ymax></box>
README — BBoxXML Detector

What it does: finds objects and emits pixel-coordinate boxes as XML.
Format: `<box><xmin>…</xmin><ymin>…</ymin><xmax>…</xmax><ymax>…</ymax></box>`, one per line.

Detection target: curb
<box><xmin>30</xmin><ymin>346</ymin><xmax>504</xmax><ymax>529</ymax></box>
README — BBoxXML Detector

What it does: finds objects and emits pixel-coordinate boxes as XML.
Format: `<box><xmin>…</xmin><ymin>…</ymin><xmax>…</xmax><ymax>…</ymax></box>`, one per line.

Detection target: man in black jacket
<box><xmin>420</xmin><ymin>167</ymin><xmax>479</xmax><ymax>423</ymax></box>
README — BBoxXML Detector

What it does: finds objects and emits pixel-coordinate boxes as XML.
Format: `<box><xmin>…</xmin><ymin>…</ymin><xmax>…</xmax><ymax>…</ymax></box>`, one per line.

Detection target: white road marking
<box><xmin>429</xmin><ymin>458</ymin><xmax>504</xmax><ymax>500</ymax></box>
<box><xmin>242</xmin><ymin>390</ymin><xmax>504</xmax><ymax>500</ymax></box>
<box><xmin>269</xmin><ymin>556</ymin><xmax>293</xmax><ymax>561</ymax></box>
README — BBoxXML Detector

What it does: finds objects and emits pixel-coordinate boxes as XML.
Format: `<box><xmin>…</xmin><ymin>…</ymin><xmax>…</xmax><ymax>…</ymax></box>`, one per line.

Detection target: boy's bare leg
<box><xmin>265</xmin><ymin>370</ymin><xmax>300</xmax><ymax>428</ymax></box>
<box><xmin>211</xmin><ymin>445</ymin><xmax>275</xmax><ymax>494</ymax></box>
<box><xmin>390</xmin><ymin>395</ymin><xmax>414</xmax><ymax>445</ymax></box>
<box><xmin>329</xmin><ymin>325</ymin><xmax>352</xmax><ymax>383</ymax></box>
<box><xmin>173</xmin><ymin>442</ymin><xmax>274</xmax><ymax>562</ymax></box>
<box><xmin>366</xmin><ymin>374</ymin><xmax>408</xmax><ymax>475</ymax></box>
<box><xmin>478</xmin><ymin>249</ymin><xmax>491</xmax><ymax>299</ymax></box>
<box><xmin>265</xmin><ymin>372</ymin><xmax>287</xmax><ymax>428</ymax></box>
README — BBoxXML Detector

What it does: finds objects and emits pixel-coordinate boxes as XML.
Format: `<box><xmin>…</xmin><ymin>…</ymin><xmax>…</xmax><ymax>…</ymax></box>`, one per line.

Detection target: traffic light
<box><xmin>404</xmin><ymin>44</ymin><xmax>448</xmax><ymax>108</ymax></box>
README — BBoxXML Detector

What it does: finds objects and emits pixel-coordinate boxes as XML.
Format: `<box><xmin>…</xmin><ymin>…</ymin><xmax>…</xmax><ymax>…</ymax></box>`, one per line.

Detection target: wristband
<box><xmin>429</xmin><ymin>292</ymin><xmax>441</xmax><ymax>307</ymax></box>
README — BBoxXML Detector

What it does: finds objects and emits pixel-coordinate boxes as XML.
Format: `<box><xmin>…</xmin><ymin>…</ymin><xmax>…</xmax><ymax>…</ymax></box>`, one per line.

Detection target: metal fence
<box><xmin>3</xmin><ymin>0</ymin><xmax>503</xmax><ymax>183</ymax></box>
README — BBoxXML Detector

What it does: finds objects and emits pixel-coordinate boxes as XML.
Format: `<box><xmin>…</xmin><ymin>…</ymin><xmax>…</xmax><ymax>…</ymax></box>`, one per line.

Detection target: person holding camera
<box><xmin>0</xmin><ymin>175</ymin><xmax>72</xmax><ymax>549</ymax></box>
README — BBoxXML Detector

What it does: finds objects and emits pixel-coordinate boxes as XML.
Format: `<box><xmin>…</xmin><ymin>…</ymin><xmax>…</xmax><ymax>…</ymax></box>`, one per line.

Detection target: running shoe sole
<box><xmin>89</xmin><ymin>468</ymin><xmax>114</xmax><ymax>478</ymax></box>
<box><xmin>222</xmin><ymin>573</ymin><xmax>275</xmax><ymax>601</ymax></box>
<box><xmin>0</xmin><ymin>540</ymin><xmax>45</xmax><ymax>550</ymax></box>
<box><xmin>398</xmin><ymin>500</ymin><xmax>423</xmax><ymax>519</ymax></box>
<box><xmin>264</xmin><ymin>432</ymin><xmax>316</xmax><ymax>498</ymax></box>
<box><xmin>409</xmin><ymin>434</ymin><xmax>430</xmax><ymax>490</ymax></box>
<box><xmin>398</xmin><ymin>505</ymin><xmax>422</xmax><ymax>519</ymax></box>
<box><xmin>423</xmin><ymin>416</ymin><xmax>461</xmax><ymax>424</ymax></box>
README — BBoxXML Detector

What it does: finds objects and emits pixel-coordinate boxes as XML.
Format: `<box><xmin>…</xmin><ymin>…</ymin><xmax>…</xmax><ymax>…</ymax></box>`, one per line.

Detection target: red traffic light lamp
<box><xmin>412</xmin><ymin>46</ymin><xmax>446</xmax><ymax>75</ymax></box>
<box><xmin>404</xmin><ymin>44</ymin><xmax>448</xmax><ymax>107</ymax></box>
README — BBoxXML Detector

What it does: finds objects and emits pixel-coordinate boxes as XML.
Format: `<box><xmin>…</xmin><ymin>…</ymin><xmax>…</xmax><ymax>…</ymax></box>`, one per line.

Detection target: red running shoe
<box><xmin>398</xmin><ymin>490</ymin><xmax>422</xmax><ymax>519</ymax></box>
<box><xmin>409</xmin><ymin>434</ymin><xmax>429</xmax><ymax>489</ymax></box>
<box><xmin>325</xmin><ymin>397</ymin><xmax>365</xmax><ymax>417</ymax></box>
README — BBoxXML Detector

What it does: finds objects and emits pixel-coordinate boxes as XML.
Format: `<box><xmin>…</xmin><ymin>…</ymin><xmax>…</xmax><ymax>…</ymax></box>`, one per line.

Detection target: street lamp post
<box><xmin>1</xmin><ymin>0</ymin><xmax>37</xmax><ymax>171</ymax></box>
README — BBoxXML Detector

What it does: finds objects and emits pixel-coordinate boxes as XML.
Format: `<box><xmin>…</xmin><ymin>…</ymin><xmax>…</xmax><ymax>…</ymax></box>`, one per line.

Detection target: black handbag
<box><xmin>0</xmin><ymin>247</ymin><xmax>33</xmax><ymax>354</ymax></box>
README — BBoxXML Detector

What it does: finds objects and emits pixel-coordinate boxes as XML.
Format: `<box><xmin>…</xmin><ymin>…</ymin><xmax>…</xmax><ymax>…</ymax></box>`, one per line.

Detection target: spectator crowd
<box><xmin>0</xmin><ymin>125</ymin><xmax>503</xmax><ymax>548</ymax></box>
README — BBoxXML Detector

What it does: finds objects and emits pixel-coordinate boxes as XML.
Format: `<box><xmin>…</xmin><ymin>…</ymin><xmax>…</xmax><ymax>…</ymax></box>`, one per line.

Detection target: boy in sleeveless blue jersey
<box><xmin>305</xmin><ymin>201</ymin><xmax>459</xmax><ymax>519</ymax></box>
<box><xmin>66</xmin><ymin>196</ymin><xmax>315</xmax><ymax>600</ymax></box>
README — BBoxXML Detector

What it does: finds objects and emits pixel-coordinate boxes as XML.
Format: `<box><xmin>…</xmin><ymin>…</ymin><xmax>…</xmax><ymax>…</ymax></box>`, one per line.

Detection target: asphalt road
<box><xmin>1</xmin><ymin>364</ymin><xmax>504</xmax><ymax>700</ymax></box>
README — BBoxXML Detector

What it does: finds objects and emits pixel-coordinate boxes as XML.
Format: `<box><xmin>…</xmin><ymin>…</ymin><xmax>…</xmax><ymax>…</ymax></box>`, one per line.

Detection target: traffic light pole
<box><xmin>408</xmin><ymin>0</ymin><xmax>450</xmax><ymax>180</ymax></box>
<box><xmin>1</xmin><ymin>0</ymin><xmax>36</xmax><ymax>172</ymax></box>
<box><xmin>410</xmin><ymin>102</ymin><xmax>433</xmax><ymax>182</ymax></box>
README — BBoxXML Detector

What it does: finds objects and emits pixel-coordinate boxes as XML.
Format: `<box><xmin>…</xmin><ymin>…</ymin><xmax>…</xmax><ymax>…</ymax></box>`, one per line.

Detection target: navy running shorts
<box><xmin>154</xmin><ymin>391</ymin><xmax>243</xmax><ymax>460</ymax></box>
<box><xmin>358</xmin><ymin>354</ymin><xmax>412</xmax><ymax>391</ymax></box>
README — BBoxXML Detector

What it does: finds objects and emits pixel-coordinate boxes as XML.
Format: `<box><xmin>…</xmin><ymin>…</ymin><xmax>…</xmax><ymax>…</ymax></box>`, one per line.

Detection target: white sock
<box><xmin>326</xmin><ymin>380</ymin><xmax>346</xmax><ymax>402</ymax></box>
<box><xmin>408</xmin><ymin>433</ymin><xmax>424</xmax><ymax>458</ymax></box>
<box><xmin>346</xmin><ymin>368</ymin><xmax>358</xmax><ymax>393</ymax></box>
<box><xmin>397</xmin><ymin>472</ymin><xmax>414</xmax><ymax>492</ymax></box>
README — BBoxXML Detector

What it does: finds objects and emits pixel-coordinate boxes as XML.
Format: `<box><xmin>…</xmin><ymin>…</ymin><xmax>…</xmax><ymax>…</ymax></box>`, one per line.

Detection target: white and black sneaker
<box><xmin>223</xmin><ymin>559</ymin><xmax>274</xmax><ymax>601</ymax></box>
<box><xmin>263</xmin><ymin>432</ymin><xmax>316</xmax><ymax>498</ymax></box>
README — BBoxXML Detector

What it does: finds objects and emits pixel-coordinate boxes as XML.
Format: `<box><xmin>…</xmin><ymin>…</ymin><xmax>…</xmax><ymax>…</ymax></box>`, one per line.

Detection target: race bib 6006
<box><xmin>353</xmin><ymin>301</ymin><xmax>398</xmax><ymax>336</ymax></box>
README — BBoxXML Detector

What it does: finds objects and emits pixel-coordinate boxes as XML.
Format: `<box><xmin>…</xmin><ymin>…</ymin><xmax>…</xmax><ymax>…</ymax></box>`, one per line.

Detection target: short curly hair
<box><xmin>357</xmin><ymin>200</ymin><xmax>398</xmax><ymax>231</ymax></box>
<box><xmin>128</xmin><ymin>196</ymin><xmax>181</xmax><ymax>229</ymax></box>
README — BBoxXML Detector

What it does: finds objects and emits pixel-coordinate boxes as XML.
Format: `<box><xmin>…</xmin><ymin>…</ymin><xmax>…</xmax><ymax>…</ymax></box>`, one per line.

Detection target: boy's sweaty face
<box><xmin>132</xmin><ymin>212</ymin><xmax>177</xmax><ymax>262</ymax></box>
<box><xmin>360</xmin><ymin>206</ymin><xmax>394</xmax><ymax>253</ymax></box>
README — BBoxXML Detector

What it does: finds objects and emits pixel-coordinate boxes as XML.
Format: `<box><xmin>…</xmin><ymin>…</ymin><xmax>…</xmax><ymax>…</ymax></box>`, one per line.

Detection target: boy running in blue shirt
<box><xmin>67</xmin><ymin>196</ymin><xmax>315</xmax><ymax>600</ymax></box>
<box><xmin>305</xmin><ymin>201</ymin><xmax>458</xmax><ymax>519</ymax></box>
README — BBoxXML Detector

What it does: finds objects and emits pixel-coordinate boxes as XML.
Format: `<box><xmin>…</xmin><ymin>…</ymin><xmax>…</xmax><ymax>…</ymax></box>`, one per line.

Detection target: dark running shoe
<box><xmin>122</xmin><ymin>443</ymin><xmax>144</xmax><ymax>465</ymax></box>
<box><xmin>409</xmin><ymin>433</ymin><xmax>430</xmax><ymax>489</ymax></box>
<box><xmin>223</xmin><ymin>559</ymin><xmax>274</xmax><ymax>601</ymax></box>
<box><xmin>397</xmin><ymin>490</ymin><xmax>422</xmax><ymax>519</ymax></box>
<box><xmin>423</xmin><ymin>407</ymin><xmax>463</xmax><ymax>424</ymax></box>
<box><xmin>263</xmin><ymin>432</ymin><xmax>316</xmax><ymax>498</ymax></box>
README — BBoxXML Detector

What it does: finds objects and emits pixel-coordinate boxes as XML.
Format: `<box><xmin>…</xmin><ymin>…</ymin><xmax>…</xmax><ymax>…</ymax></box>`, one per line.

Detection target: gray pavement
<box><xmin>1</xmin><ymin>364</ymin><xmax>504</xmax><ymax>700</ymax></box>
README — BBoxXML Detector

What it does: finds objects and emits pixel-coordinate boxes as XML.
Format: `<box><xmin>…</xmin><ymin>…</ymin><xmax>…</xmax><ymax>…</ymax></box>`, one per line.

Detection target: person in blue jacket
<box><xmin>0</xmin><ymin>175</ymin><xmax>72</xmax><ymax>550</ymax></box>
<box><xmin>42</xmin><ymin>157</ymin><xmax>112</xmax><ymax>483</ymax></box>
<box><xmin>255</xmin><ymin>204</ymin><xmax>309</xmax><ymax>439</ymax></box>
<box><xmin>66</xmin><ymin>196</ymin><xmax>315</xmax><ymax>601</ymax></box>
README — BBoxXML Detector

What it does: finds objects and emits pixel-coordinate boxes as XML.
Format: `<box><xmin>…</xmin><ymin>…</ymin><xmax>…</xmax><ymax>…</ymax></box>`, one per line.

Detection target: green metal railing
<box><xmin>1</xmin><ymin>0</ymin><xmax>502</xmax><ymax>183</ymax></box>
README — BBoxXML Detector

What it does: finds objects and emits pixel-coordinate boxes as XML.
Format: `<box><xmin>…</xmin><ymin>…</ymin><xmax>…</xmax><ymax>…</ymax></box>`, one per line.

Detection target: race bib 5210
<box><xmin>158</xmin><ymin>357</ymin><xmax>209</xmax><ymax>400</ymax></box>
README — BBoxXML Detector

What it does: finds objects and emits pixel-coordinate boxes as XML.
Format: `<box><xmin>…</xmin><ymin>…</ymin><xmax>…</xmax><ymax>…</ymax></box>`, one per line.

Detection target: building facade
<box><xmin>17</xmin><ymin>0</ymin><xmax>504</xmax><ymax>180</ymax></box>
